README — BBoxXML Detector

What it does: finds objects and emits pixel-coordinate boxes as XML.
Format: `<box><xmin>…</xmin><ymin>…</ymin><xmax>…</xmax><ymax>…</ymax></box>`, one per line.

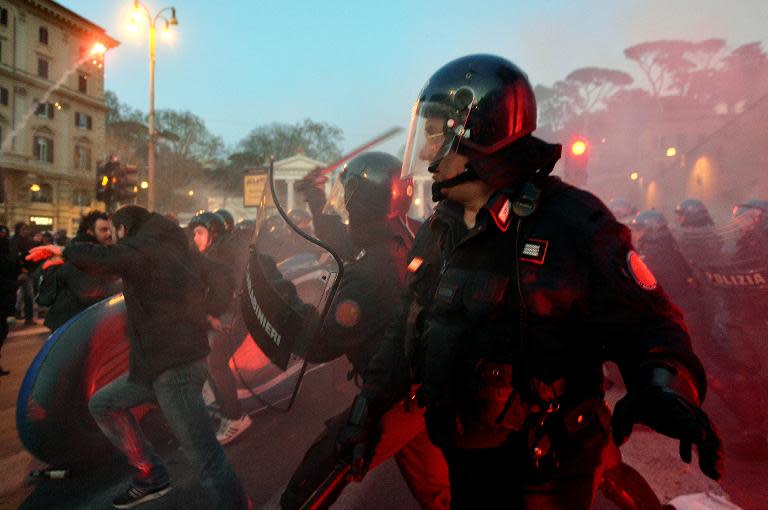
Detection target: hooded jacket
<box><xmin>65</xmin><ymin>213</ymin><xmax>231</xmax><ymax>383</ymax></box>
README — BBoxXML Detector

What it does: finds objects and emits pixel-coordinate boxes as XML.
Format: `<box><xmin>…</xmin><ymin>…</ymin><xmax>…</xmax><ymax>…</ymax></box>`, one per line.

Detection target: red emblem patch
<box><xmin>335</xmin><ymin>300</ymin><xmax>361</xmax><ymax>328</ymax></box>
<box><xmin>627</xmin><ymin>250</ymin><xmax>658</xmax><ymax>290</ymax></box>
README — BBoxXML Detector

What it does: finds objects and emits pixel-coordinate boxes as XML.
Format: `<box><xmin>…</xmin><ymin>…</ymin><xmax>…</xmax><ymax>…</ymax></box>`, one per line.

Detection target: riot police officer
<box><xmin>280</xmin><ymin>152</ymin><xmax>449</xmax><ymax>509</ymax></box>
<box><xmin>630</xmin><ymin>210</ymin><xmax>698</xmax><ymax>310</ymax></box>
<box><xmin>339</xmin><ymin>54</ymin><xmax>722</xmax><ymax>509</ymax></box>
<box><xmin>607</xmin><ymin>197</ymin><xmax>637</xmax><ymax>225</ymax></box>
<box><xmin>189</xmin><ymin>211</ymin><xmax>253</xmax><ymax>444</ymax></box>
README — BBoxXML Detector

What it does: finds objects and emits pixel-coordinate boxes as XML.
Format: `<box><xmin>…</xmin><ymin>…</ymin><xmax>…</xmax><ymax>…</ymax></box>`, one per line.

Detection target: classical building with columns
<box><xmin>0</xmin><ymin>0</ymin><xmax>118</xmax><ymax>233</ymax></box>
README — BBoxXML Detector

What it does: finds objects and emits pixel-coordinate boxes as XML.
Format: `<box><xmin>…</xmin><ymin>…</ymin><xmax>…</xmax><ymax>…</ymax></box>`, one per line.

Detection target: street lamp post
<box><xmin>130</xmin><ymin>1</ymin><xmax>178</xmax><ymax>211</ymax></box>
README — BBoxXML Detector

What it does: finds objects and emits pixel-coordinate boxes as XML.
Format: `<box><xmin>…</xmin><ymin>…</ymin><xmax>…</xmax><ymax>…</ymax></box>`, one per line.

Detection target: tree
<box><xmin>104</xmin><ymin>90</ymin><xmax>144</xmax><ymax>126</ymax></box>
<box><xmin>535</xmin><ymin>82</ymin><xmax>576</xmax><ymax>133</ymax></box>
<box><xmin>718</xmin><ymin>42</ymin><xmax>768</xmax><ymax>106</ymax></box>
<box><xmin>534</xmin><ymin>68</ymin><xmax>632</xmax><ymax>133</ymax></box>
<box><xmin>564</xmin><ymin>67</ymin><xmax>633</xmax><ymax>115</ymax></box>
<box><xmin>155</xmin><ymin>110</ymin><xmax>225</xmax><ymax>163</ymax></box>
<box><xmin>238</xmin><ymin>118</ymin><xmax>344</xmax><ymax>163</ymax></box>
<box><xmin>624</xmin><ymin>39</ymin><xmax>726</xmax><ymax>99</ymax></box>
<box><xmin>624</xmin><ymin>40</ymin><xmax>695</xmax><ymax>97</ymax></box>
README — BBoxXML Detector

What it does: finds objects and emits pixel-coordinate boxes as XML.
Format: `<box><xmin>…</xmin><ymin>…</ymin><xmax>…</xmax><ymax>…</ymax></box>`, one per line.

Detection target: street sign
<box><xmin>244</xmin><ymin>173</ymin><xmax>268</xmax><ymax>207</ymax></box>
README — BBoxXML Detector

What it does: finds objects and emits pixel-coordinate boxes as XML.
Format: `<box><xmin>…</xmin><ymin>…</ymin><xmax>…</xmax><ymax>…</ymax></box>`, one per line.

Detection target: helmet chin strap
<box><xmin>429</xmin><ymin>164</ymin><xmax>478</xmax><ymax>202</ymax></box>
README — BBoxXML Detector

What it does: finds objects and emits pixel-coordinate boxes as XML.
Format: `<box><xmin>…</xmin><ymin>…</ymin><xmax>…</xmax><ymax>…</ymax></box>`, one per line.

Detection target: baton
<box><xmin>315</xmin><ymin>127</ymin><xmax>402</xmax><ymax>177</ymax></box>
<box><xmin>298</xmin><ymin>463</ymin><xmax>351</xmax><ymax>510</ymax></box>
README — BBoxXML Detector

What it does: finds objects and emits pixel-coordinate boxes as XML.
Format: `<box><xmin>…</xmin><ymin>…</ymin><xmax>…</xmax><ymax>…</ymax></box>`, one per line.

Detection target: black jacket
<box><xmin>364</xmin><ymin>177</ymin><xmax>705</xmax><ymax>418</ymax></box>
<box><xmin>0</xmin><ymin>238</ymin><xmax>17</xmax><ymax>317</ymax></box>
<box><xmin>37</xmin><ymin>234</ymin><xmax>122</xmax><ymax>331</ymax></box>
<box><xmin>305</xmin><ymin>215</ymin><xmax>419</xmax><ymax>374</ymax></box>
<box><xmin>65</xmin><ymin>213</ymin><xmax>232</xmax><ymax>383</ymax></box>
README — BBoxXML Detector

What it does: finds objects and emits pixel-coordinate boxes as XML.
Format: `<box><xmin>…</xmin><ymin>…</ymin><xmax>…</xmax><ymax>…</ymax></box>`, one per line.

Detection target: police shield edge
<box><xmin>240</xmin><ymin>158</ymin><xmax>342</xmax><ymax>371</ymax></box>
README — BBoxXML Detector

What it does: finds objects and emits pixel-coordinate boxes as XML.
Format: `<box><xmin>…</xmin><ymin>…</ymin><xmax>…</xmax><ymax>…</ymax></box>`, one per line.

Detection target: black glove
<box><xmin>335</xmin><ymin>395</ymin><xmax>380</xmax><ymax>481</ymax></box>
<box><xmin>295</xmin><ymin>167</ymin><xmax>328</xmax><ymax>214</ymax></box>
<box><xmin>612</xmin><ymin>368</ymin><xmax>723</xmax><ymax>480</ymax></box>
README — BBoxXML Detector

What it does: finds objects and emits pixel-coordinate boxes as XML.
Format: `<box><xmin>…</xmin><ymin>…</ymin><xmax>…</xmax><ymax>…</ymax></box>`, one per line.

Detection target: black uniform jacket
<box><xmin>364</xmin><ymin>176</ymin><xmax>706</xmax><ymax>416</ymax></box>
<box><xmin>306</xmin><ymin>216</ymin><xmax>419</xmax><ymax>374</ymax></box>
<box><xmin>65</xmin><ymin>214</ymin><xmax>231</xmax><ymax>383</ymax></box>
<box><xmin>37</xmin><ymin>233</ymin><xmax>122</xmax><ymax>331</ymax></box>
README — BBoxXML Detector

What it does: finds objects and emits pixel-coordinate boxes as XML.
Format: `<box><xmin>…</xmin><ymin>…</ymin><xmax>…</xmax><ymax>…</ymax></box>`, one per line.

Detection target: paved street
<box><xmin>0</xmin><ymin>324</ymin><xmax>758</xmax><ymax>510</ymax></box>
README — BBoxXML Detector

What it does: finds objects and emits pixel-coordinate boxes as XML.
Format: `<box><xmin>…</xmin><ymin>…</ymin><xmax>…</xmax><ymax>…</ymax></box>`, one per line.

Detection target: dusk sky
<box><xmin>63</xmin><ymin>0</ymin><xmax>768</xmax><ymax>155</ymax></box>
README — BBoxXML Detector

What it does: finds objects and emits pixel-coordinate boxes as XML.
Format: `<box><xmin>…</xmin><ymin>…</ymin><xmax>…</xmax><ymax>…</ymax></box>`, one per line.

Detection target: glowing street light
<box><xmin>128</xmin><ymin>0</ymin><xmax>179</xmax><ymax>211</ymax></box>
<box><xmin>140</xmin><ymin>180</ymin><xmax>149</xmax><ymax>189</ymax></box>
<box><xmin>30</xmin><ymin>183</ymin><xmax>41</xmax><ymax>192</ymax></box>
<box><xmin>630</xmin><ymin>171</ymin><xmax>639</xmax><ymax>181</ymax></box>
<box><xmin>571</xmin><ymin>139</ymin><xmax>587</xmax><ymax>156</ymax></box>
<box><xmin>90</xmin><ymin>42</ymin><xmax>107</xmax><ymax>56</ymax></box>
<box><xmin>666</xmin><ymin>146</ymin><xmax>677</xmax><ymax>157</ymax></box>
<box><xmin>187</xmin><ymin>189</ymin><xmax>195</xmax><ymax>197</ymax></box>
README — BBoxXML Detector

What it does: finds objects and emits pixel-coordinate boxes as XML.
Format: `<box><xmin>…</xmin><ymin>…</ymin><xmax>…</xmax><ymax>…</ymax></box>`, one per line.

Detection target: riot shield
<box><xmin>240</xmin><ymin>164</ymin><xmax>343</xmax><ymax>373</ymax></box>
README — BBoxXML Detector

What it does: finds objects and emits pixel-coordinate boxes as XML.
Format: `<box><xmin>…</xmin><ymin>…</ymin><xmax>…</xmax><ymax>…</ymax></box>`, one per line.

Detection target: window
<box><xmin>72</xmin><ymin>188</ymin><xmax>92</xmax><ymax>206</ymax></box>
<box><xmin>0</xmin><ymin>8</ymin><xmax>8</xmax><ymax>27</ymax></box>
<box><xmin>74</xmin><ymin>145</ymin><xmax>91</xmax><ymax>170</ymax></box>
<box><xmin>33</xmin><ymin>135</ymin><xmax>54</xmax><ymax>163</ymax></box>
<box><xmin>35</xmin><ymin>101</ymin><xmax>54</xmax><ymax>119</ymax></box>
<box><xmin>37</xmin><ymin>58</ymin><xmax>49</xmax><ymax>79</ymax></box>
<box><xmin>78</xmin><ymin>73</ymin><xmax>87</xmax><ymax>94</ymax></box>
<box><xmin>30</xmin><ymin>184</ymin><xmax>53</xmax><ymax>203</ymax></box>
<box><xmin>0</xmin><ymin>87</ymin><xmax>7</xmax><ymax>106</ymax></box>
<box><xmin>75</xmin><ymin>112</ymin><xmax>92</xmax><ymax>130</ymax></box>
<box><xmin>39</xmin><ymin>27</ymin><xmax>48</xmax><ymax>45</ymax></box>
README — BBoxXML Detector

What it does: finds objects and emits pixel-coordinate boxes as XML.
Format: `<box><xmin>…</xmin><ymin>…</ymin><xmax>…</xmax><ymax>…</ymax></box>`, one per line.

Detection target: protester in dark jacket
<box><xmin>28</xmin><ymin>205</ymin><xmax>248</xmax><ymax>509</ymax></box>
<box><xmin>0</xmin><ymin>225</ymin><xmax>15</xmax><ymax>375</ymax></box>
<box><xmin>9</xmin><ymin>222</ymin><xmax>35</xmax><ymax>324</ymax></box>
<box><xmin>37</xmin><ymin>212</ymin><xmax>122</xmax><ymax>331</ymax></box>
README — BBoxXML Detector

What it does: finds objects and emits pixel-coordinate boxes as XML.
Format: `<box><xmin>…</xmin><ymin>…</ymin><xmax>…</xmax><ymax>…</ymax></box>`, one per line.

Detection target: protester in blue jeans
<box><xmin>29</xmin><ymin>205</ymin><xmax>249</xmax><ymax>509</ymax></box>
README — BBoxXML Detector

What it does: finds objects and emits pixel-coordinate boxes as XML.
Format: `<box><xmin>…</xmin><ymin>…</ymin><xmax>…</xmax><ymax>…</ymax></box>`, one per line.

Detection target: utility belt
<box><xmin>429</xmin><ymin>360</ymin><xmax>608</xmax><ymax>470</ymax></box>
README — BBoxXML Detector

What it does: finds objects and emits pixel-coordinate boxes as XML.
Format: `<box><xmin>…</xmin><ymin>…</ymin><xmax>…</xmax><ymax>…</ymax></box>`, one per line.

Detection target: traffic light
<box><xmin>113</xmin><ymin>164</ymin><xmax>139</xmax><ymax>201</ymax></box>
<box><xmin>563</xmin><ymin>137</ymin><xmax>589</xmax><ymax>186</ymax></box>
<box><xmin>96</xmin><ymin>159</ymin><xmax>115</xmax><ymax>206</ymax></box>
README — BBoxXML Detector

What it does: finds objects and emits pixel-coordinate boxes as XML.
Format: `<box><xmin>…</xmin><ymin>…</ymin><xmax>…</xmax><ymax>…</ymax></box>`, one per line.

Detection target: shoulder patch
<box><xmin>335</xmin><ymin>299</ymin><xmax>361</xmax><ymax>328</ymax></box>
<box><xmin>627</xmin><ymin>250</ymin><xmax>658</xmax><ymax>290</ymax></box>
<box><xmin>520</xmin><ymin>238</ymin><xmax>548</xmax><ymax>265</ymax></box>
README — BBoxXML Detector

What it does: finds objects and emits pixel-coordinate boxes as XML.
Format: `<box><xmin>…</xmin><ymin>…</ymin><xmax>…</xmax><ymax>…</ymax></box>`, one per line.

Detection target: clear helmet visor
<box><xmin>400</xmin><ymin>97</ymin><xmax>472</xmax><ymax>182</ymax></box>
<box><xmin>322</xmin><ymin>173</ymin><xmax>350</xmax><ymax>225</ymax></box>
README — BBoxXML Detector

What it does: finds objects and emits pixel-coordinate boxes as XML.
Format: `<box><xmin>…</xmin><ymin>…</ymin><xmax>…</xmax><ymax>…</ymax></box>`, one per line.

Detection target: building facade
<box><xmin>0</xmin><ymin>0</ymin><xmax>117</xmax><ymax>234</ymax></box>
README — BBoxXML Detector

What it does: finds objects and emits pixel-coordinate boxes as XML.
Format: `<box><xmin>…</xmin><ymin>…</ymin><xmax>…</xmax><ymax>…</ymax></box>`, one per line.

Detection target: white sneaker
<box><xmin>216</xmin><ymin>414</ymin><xmax>252</xmax><ymax>445</ymax></box>
<box><xmin>202</xmin><ymin>381</ymin><xmax>216</xmax><ymax>406</ymax></box>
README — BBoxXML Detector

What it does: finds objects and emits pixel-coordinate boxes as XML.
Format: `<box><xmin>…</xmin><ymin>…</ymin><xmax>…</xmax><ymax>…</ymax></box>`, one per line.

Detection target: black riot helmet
<box><xmin>732</xmin><ymin>199</ymin><xmax>768</xmax><ymax>219</ymax></box>
<box><xmin>607</xmin><ymin>197</ymin><xmax>638</xmax><ymax>223</ymax></box>
<box><xmin>213</xmin><ymin>208</ymin><xmax>235</xmax><ymax>232</ymax></box>
<box><xmin>401</xmin><ymin>54</ymin><xmax>560</xmax><ymax>199</ymax></box>
<box><xmin>631</xmin><ymin>209</ymin><xmax>670</xmax><ymax>243</ymax></box>
<box><xmin>732</xmin><ymin>199</ymin><xmax>768</xmax><ymax>237</ymax></box>
<box><xmin>188</xmin><ymin>211</ymin><xmax>226</xmax><ymax>240</ymax></box>
<box><xmin>675</xmin><ymin>199</ymin><xmax>714</xmax><ymax>227</ymax></box>
<box><xmin>326</xmin><ymin>151</ymin><xmax>412</xmax><ymax>223</ymax></box>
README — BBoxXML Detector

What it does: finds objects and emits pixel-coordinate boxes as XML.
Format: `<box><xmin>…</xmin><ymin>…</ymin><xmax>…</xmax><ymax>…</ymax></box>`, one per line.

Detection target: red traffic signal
<box><xmin>564</xmin><ymin>136</ymin><xmax>589</xmax><ymax>186</ymax></box>
<box><xmin>570</xmin><ymin>139</ymin><xmax>588</xmax><ymax>156</ymax></box>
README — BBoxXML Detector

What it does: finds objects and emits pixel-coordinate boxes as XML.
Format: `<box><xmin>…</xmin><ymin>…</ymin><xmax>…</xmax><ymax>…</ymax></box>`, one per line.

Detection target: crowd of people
<box><xmin>621</xmin><ymin>197</ymin><xmax>768</xmax><ymax>459</ymax></box>
<box><xmin>0</xmin><ymin>222</ymin><xmax>71</xmax><ymax>375</ymax></box>
<box><xmin>6</xmin><ymin>52</ymin><xmax>759</xmax><ymax>510</ymax></box>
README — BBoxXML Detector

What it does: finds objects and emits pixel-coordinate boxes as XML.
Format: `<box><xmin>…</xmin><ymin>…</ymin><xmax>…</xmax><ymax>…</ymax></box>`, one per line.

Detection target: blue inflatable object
<box><xmin>16</xmin><ymin>294</ymin><xmax>135</xmax><ymax>466</ymax></box>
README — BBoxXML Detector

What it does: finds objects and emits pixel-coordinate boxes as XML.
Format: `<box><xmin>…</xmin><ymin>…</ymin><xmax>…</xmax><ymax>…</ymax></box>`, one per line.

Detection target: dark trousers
<box><xmin>207</xmin><ymin>309</ymin><xmax>248</xmax><ymax>419</ymax></box>
<box><xmin>442</xmin><ymin>416</ymin><xmax>609</xmax><ymax>510</ymax></box>
<box><xmin>281</xmin><ymin>399</ymin><xmax>450</xmax><ymax>510</ymax></box>
<box><xmin>88</xmin><ymin>359</ymin><xmax>249</xmax><ymax>509</ymax></box>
